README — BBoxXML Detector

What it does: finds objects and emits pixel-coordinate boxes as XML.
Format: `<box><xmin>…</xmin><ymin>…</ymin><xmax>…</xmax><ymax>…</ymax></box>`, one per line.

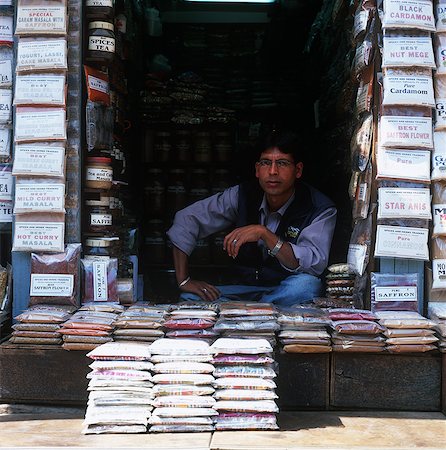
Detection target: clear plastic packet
<box><xmin>90</xmin><ymin>360</ymin><xmax>153</xmax><ymax>372</ymax></box>
<box><xmin>87</xmin><ymin>369</ymin><xmax>152</xmax><ymax>381</ymax></box>
<box><xmin>386</xmin><ymin>336</ymin><xmax>438</xmax><ymax>344</ymax></box>
<box><xmin>115</xmin><ymin>319</ymin><xmax>163</xmax><ymax>329</ymax></box>
<box><xmin>431</xmin><ymin>237</ymin><xmax>446</xmax><ymax>290</ymax></box>
<box><xmin>152</xmin><ymin>384</ymin><xmax>214</xmax><ymax>397</ymax></box>
<box><xmin>12</xmin><ymin>330</ymin><xmax>60</xmax><ymax>338</ymax></box>
<box><xmin>0</xmin><ymin>47</ymin><xmax>13</xmax><ymax>89</ymax></box>
<box><xmin>212</xmin><ymin>377</ymin><xmax>276</xmax><ymax>390</ymax></box>
<box><xmin>349</xmin><ymin>171</ymin><xmax>360</xmax><ymax>201</ymax></box>
<box><xmin>87</xmin><ymin>342</ymin><xmax>152</xmax><ymax>361</ymax></box>
<box><xmin>382</xmin><ymin>67</ymin><xmax>435</xmax><ymax>107</ymax></box>
<box><xmin>214</xmin><ymin>400</ymin><xmax>278</xmax><ymax>413</ymax></box>
<box><xmin>14</xmin><ymin>179</ymin><xmax>65</xmax><ymax>214</ymax></box>
<box><xmin>279</xmin><ymin>330</ymin><xmax>330</xmax><ymax>339</ymax></box>
<box><xmin>86</xmin><ymin>100</ymin><xmax>114</xmax><ymax>151</ymax></box>
<box><xmin>151</xmin><ymin>354</ymin><xmax>213</xmax><ymax>364</ymax></box>
<box><xmin>328</xmin><ymin>308</ymin><xmax>378</xmax><ymax>321</ymax></box>
<box><xmin>84</xmin><ymin>66</ymin><xmax>110</xmax><ymax>106</ymax></box>
<box><xmin>15</xmin><ymin>106</ymin><xmax>66</xmax><ymax>142</ymax></box>
<box><xmin>355</xmin><ymin>66</ymin><xmax>374</xmax><ymax>117</ymax></box>
<box><xmin>14</xmin><ymin>74</ymin><xmax>66</xmax><ymax>107</ymax></box>
<box><xmin>352</xmin><ymin>163</ymin><xmax>372</xmax><ymax>220</ymax></box>
<box><xmin>9</xmin><ymin>336</ymin><xmax>62</xmax><ymax>345</ymax></box>
<box><xmin>150</xmin><ymin>338</ymin><xmax>211</xmax><ymax>356</ymax></box>
<box><xmin>370</xmin><ymin>272</ymin><xmax>418</xmax><ymax>311</ymax></box>
<box><xmin>353</xmin><ymin>36</ymin><xmax>374</xmax><ymax>79</ymax></box>
<box><xmin>152</xmin><ymin>362</ymin><xmax>214</xmax><ymax>374</ymax></box>
<box><xmin>81</xmin><ymin>258</ymin><xmax>118</xmax><ymax>303</ymax></box>
<box><xmin>16</xmin><ymin>0</ymin><xmax>67</xmax><ymax>36</ymax></box>
<box><xmin>16</xmin><ymin>38</ymin><xmax>67</xmax><ymax>72</ymax></box>
<box><xmin>80</xmin><ymin>302</ymin><xmax>124</xmax><ymax>314</ymax></box>
<box><xmin>218</xmin><ymin>302</ymin><xmax>276</xmax><ymax>317</ymax></box>
<box><xmin>353</xmin><ymin>0</ymin><xmax>376</xmax><ymax>42</ymax></box>
<box><xmin>12</xmin><ymin>143</ymin><xmax>65</xmax><ymax>178</ymax></box>
<box><xmin>83</xmin><ymin>405</ymin><xmax>152</xmax><ymax>425</ymax></box>
<box><xmin>0</xmin><ymin>89</ymin><xmax>12</xmax><ymax>125</ymax></box>
<box><xmin>432</xmin><ymin>183</ymin><xmax>446</xmax><ymax>236</ymax></box>
<box><xmin>165</xmin><ymin>329</ymin><xmax>218</xmax><ymax>339</ymax></box>
<box><xmin>28</xmin><ymin>244</ymin><xmax>80</xmax><ymax>307</ymax></box>
<box><xmin>428</xmin><ymin>302</ymin><xmax>446</xmax><ymax>320</ymax></box>
<box><xmin>152</xmin><ymin>407</ymin><xmax>218</xmax><ymax>417</ymax></box>
<box><xmin>376</xmin><ymin>310</ymin><xmax>435</xmax><ymax>328</ymax></box>
<box><xmin>387</xmin><ymin>344</ymin><xmax>437</xmax><ymax>353</ymax></box>
<box><xmin>152</xmin><ymin>395</ymin><xmax>216</xmax><ymax>409</ymax></box>
<box><xmin>152</xmin><ymin>373</ymin><xmax>214</xmax><ymax>386</ymax></box>
<box><xmin>351</xmin><ymin>114</ymin><xmax>373</xmax><ymax>172</ymax></box>
<box><xmin>163</xmin><ymin>318</ymin><xmax>216</xmax><ymax>330</ymax></box>
<box><xmin>64</xmin><ymin>335</ymin><xmax>112</xmax><ymax>344</ymax></box>
<box><xmin>212</xmin><ymin>354</ymin><xmax>274</xmax><ymax>365</ymax></box>
<box><xmin>0</xmin><ymin>163</ymin><xmax>11</xmax><ymax>203</ymax></box>
<box><xmin>0</xmin><ymin>13</ymin><xmax>13</xmax><ymax>46</ymax></box>
<box><xmin>12</xmin><ymin>322</ymin><xmax>60</xmax><ymax>332</ymax></box>
<box><xmin>332</xmin><ymin>344</ymin><xmax>385</xmax><ymax>352</ymax></box>
<box><xmin>213</xmin><ymin>366</ymin><xmax>276</xmax><ymax>379</ymax></box>
<box><xmin>384</xmin><ymin>328</ymin><xmax>435</xmax><ymax>337</ymax></box>
<box><xmin>214</xmin><ymin>389</ymin><xmax>277</xmax><ymax>401</ymax></box>
<box><xmin>149</xmin><ymin>416</ymin><xmax>213</xmax><ymax>425</ymax></box>
<box><xmin>15</xmin><ymin>304</ymin><xmax>74</xmax><ymax>323</ymax></box>
<box><xmin>437</xmin><ymin>0</ymin><xmax>446</xmax><ymax>31</ymax></box>
<box><xmin>169</xmin><ymin>309</ymin><xmax>217</xmax><ymax>318</ymax></box>
<box><xmin>170</xmin><ymin>301</ymin><xmax>219</xmax><ymax>312</ymax></box>
<box><xmin>150</xmin><ymin>424</ymin><xmax>214</xmax><ymax>433</ymax></box>
<box><xmin>59</xmin><ymin>328</ymin><xmax>111</xmax><ymax>337</ymax></box>
<box><xmin>214</xmin><ymin>320</ymin><xmax>279</xmax><ymax>333</ymax></box>
<box><xmin>347</xmin><ymin>212</ymin><xmax>373</xmax><ymax>276</ymax></box>
<box><xmin>83</xmin><ymin>424</ymin><xmax>148</xmax><ymax>434</ymax></box>
<box><xmin>436</xmin><ymin>36</ymin><xmax>446</xmax><ymax>73</ymax></box>
<box><xmin>114</xmin><ymin>329</ymin><xmax>164</xmax><ymax>337</ymax></box>
<box><xmin>381</xmin><ymin>0</ymin><xmax>435</xmax><ymax>31</ymax></box>
<box><xmin>211</xmin><ymin>338</ymin><xmax>273</xmax><ymax>355</ymax></box>
<box><xmin>332</xmin><ymin>320</ymin><xmax>385</xmax><ymax>334</ymax></box>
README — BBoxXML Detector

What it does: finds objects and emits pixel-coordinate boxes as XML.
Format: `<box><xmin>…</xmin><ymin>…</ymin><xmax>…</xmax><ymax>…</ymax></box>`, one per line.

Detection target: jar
<box><xmin>145</xmin><ymin>169</ymin><xmax>165</xmax><ymax>216</ymax></box>
<box><xmin>215</xmin><ymin>131</ymin><xmax>232</xmax><ymax>162</ymax></box>
<box><xmin>211</xmin><ymin>169</ymin><xmax>232</xmax><ymax>195</ymax></box>
<box><xmin>87</xmin><ymin>21</ymin><xmax>116</xmax><ymax>65</ymax></box>
<box><xmin>155</xmin><ymin>131</ymin><xmax>171</xmax><ymax>162</ymax></box>
<box><xmin>84</xmin><ymin>237</ymin><xmax>119</xmax><ymax>259</ymax></box>
<box><xmin>190</xmin><ymin>238</ymin><xmax>211</xmax><ymax>265</ymax></box>
<box><xmin>212</xmin><ymin>231</ymin><xmax>232</xmax><ymax>265</ymax></box>
<box><xmin>86</xmin><ymin>157</ymin><xmax>113</xmax><ymax>190</ymax></box>
<box><xmin>194</xmin><ymin>131</ymin><xmax>211</xmax><ymax>163</ymax></box>
<box><xmin>189</xmin><ymin>169</ymin><xmax>210</xmax><ymax>204</ymax></box>
<box><xmin>175</xmin><ymin>130</ymin><xmax>192</xmax><ymax>162</ymax></box>
<box><xmin>85</xmin><ymin>199</ymin><xmax>114</xmax><ymax>234</ymax></box>
<box><xmin>144</xmin><ymin>219</ymin><xmax>166</xmax><ymax>264</ymax></box>
<box><xmin>167</xmin><ymin>168</ymin><xmax>187</xmax><ymax>217</ymax></box>
<box><xmin>86</xmin><ymin>0</ymin><xmax>114</xmax><ymax>20</ymax></box>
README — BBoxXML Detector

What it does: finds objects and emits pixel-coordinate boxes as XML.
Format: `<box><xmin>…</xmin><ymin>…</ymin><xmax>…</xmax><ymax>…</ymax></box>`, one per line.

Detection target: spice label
<box><xmin>353</xmin><ymin>10</ymin><xmax>368</xmax><ymax>40</ymax></box>
<box><xmin>12</xmin><ymin>145</ymin><xmax>65</xmax><ymax>177</ymax></box>
<box><xmin>383</xmin><ymin>0</ymin><xmax>435</xmax><ymax>31</ymax></box>
<box><xmin>435</xmin><ymin>99</ymin><xmax>446</xmax><ymax>130</ymax></box>
<box><xmin>432</xmin><ymin>151</ymin><xmax>446</xmax><ymax>180</ymax></box>
<box><xmin>86</xmin><ymin>0</ymin><xmax>113</xmax><ymax>6</ymax></box>
<box><xmin>435</xmin><ymin>38</ymin><xmax>446</xmax><ymax>72</ymax></box>
<box><xmin>358</xmin><ymin>183</ymin><xmax>367</xmax><ymax>202</ymax></box>
<box><xmin>0</xmin><ymin>16</ymin><xmax>13</xmax><ymax>44</ymax></box>
<box><xmin>13</xmin><ymin>222</ymin><xmax>64</xmax><ymax>252</ymax></box>
<box><xmin>30</xmin><ymin>274</ymin><xmax>73</xmax><ymax>297</ymax></box>
<box><xmin>15</xmin><ymin>109</ymin><xmax>66</xmax><ymax>141</ymax></box>
<box><xmin>376</xmin><ymin>148</ymin><xmax>431</xmax><ymax>182</ymax></box>
<box><xmin>375</xmin><ymin>286</ymin><xmax>418</xmax><ymax>302</ymax></box>
<box><xmin>93</xmin><ymin>260</ymin><xmax>108</xmax><ymax>301</ymax></box>
<box><xmin>16</xmin><ymin>39</ymin><xmax>67</xmax><ymax>71</ymax></box>
<box><xmin>437</xmin><ymin>3</ymin><xmax>446</xmax><ymax>31</ymax></box>
<box><xmin>432</xmin><ymin>259</ymin><xmax>446</xmax><ymax>289</ymax></box>
<box><xmin>88</xmin><ymin>36</ymin><xmax>115</xmax><ymax>54</ymax></box>
<box><xmin>0</xmin><ymin>127</ymin><xmax>11</xmax><ymax>157</ymax></box>
<box><xmin>0</xmin><ymin>201</ymin><xmax>12</xmax><ymax>222</ymax></box>
<box><xmin>16</xmin><ymin>6</ymin><xmax>66</xmax><ymax>34</ymax></box>
<box><xmin>378</xmin><ymin>188</ymin><xmax>431</xmax><ymax>219</ymax></box>
<box><xmin>383</xmin><ymin>74</ymin><xmax>435</xmax><ymax>107</ymax></box>
<box><xmin>90</xmin><ymin>213</ymin><xmax>112</xmax><ymax>226</ymax></box>
<box><xmin>347</xmin><ymin>243</ymin><xmax>367</xmax><ymax>276</ymax></box>
<box><xmin>380</xmin><ymin>115</ymin><xmax>433</xmax><ymax>148</ymax></box>
<box><xmin>383</xmin><ymin>36</ymin><xmax>435</xmax><ymax>67</ymax></box>
<box><xmin>0</xmin><ymin>60</ymin><xmax>12</xmax><ymax>88</ymax></box>
<box><xmin>374</xmin><ymin>225</ymin><xmax>429</xmax><ymax>260</ymax></box>
<box><xmin>0</xmin><ymin>89</ymin><xmax>12</xmax><ymax>124</ymax></box>
<box><xmin>14</xmin><ymin>184</ymin><xmax>65</xmax><ymax>213</ymax></box>
<box><xmin>15</xmin><ymin>75</ymin><xmax>66</xmax><ymax>106</ymax></box>
<box><xmin>356</xmin><ymin>82</ymin><xmax>371</xmax><ymax>114</ymax></box>
<box><xmin>88</xmin><ymin>75</ymin><xmax>109</xmax><ymax>95</ymax></box>
<box><xmin>433</xmin><ymin>203</ymin><xmax>446</xmax><ymax>235</ymax></box>
<box><xmin>86</xmin><ymin>167</ymin><xmax>112</xmax><ymax>182</ymax></box>
<box><xmin>0</xmin><ymin>167</ymin><xmax>12</xmax><ymax>201</ymax></box>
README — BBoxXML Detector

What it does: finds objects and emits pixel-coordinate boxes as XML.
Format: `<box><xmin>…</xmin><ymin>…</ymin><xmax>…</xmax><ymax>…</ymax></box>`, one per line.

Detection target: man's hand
<box><xmin>179</xmin><ymin>278</ymin><xmax>220</xmax><ymax>301</ymax></box>
<box><xmin>223</xmin><ymin>225</ymin><xmax>267</xmax><ymax>258</ymax></box>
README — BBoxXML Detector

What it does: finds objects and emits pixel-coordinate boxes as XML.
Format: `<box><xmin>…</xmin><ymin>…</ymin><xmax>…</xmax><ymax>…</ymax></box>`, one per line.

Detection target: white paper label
<box><xmin>358</xmin><ymin>183</ymin><xmax>367</xmax><ymax>202</ymax></box>
<box><xmin>354</xmin><ymin>10</ymin><xmax>368</xmax><ymax>39</ymax></box>
<box><xmin>86</xmin><ymin>0</ymin><xmax>113</xmax><ymax>6</ymax></box>
<box><xmin>432</xmin><ymin>151</ymin><xmax>446</xmax><ymax>180</ymax></box>
<box><xmin>90</xmin><ymin>213</ymin><xmax>112</xmax><ymax>226</ymax></box>
<box><xmin>356</xmin><ymin>82</ymin><xmax>371</xmax><ymax>114</ymax></box>
<box><xmin>378</xmin><ymin>188</ymin><xmax>431</xmax><ymax>219</ymax></box>
<box><xmin>17</xmin><ymin>39</ymin><xmax>67</xmax><ymax>72</ymax></box>
<box><xmin>0</xmin><ymin>16</ymin><xmax>13</xmax><ymax>43</ymax></box>
<box><xmin>13</xmin><ymin>222</ymin><xmax>64</xmax><ymax>252</ymax></box>
<box><xmin>93</xmin><ymin>260</ymin><xmax>108</xmax><ymax>301</ymax></box>
<box><xmin>88</xmin><ymin>75</ymin><xmax>109</xmax><ymax>94</ymax></box>
<box><xmin>433</xmin><ymin>259</ymin><xmax>446</xmax><ymax>289</ymax></box>
<box><xmin>380</xmin><ymin>115</ymin><xmax>433</xmax><ymax>148</ymax></box>
<box><xmin>30</xmin><ymin>274</ymin><xmax>73</xmax><ymax>297</ymax></box>
<box><xmin>0</xmin><ymin>168</ymin><xmax>12</xmax><ymax>201</ymax></box>
<box><xmin>14</xmin><ymin>75</ymin><xmax>66</xmax><ymax>106</ymax></box>
<box><xmin>383</xmin><ymin>0</ymin><xmax>435</xmax><ymax>31</ymax></box>
<box><xmin>16</xmin><ymin>6</ymin><xmax>66</xmax><ymax>34</ymax></box>
<box><xmin>14</xmin><ymin>184</ymin><xmax>65</xmax><ymax>213</ymax></box>
<box><xmin>437</xmin><ymin>3</ymin><xmax>446</xmax><ymax>31</ymax></box>
<box><xmin>88</xmin><ymin>36</ymin><xmax>115</xmax><ymax>54</ymax></box>
<box><xmin>347</xmin><ymin>243</ymin><xmax>367</xmax><ymax>276</ymax></box>
<box><xmin>0</xmin><ymin>60</ymin><xmax>12</xmax><ymax>88</ymax></box>
<box><xmin>15</xmin><ymin>109</ymin><xmax>66</xmax><ymax>141</ymax></box>
<box><xmin>0</xmin><ymin>89</ymin><xmax>12</xmax><ymax>124</ymax></box>
<box><xmin>375</xmin><ymin>225</ymin><xmax>429</xmax><ymax>260</ymax></box>
<box><xmin>375</xmin><ymin>286</ymin><xmax>418</xmax><ymax>302</ymax></box>
<box><xmin>0</xmin><ymin>201</ymin><xmax>12</xmax><ymax>222</ymax></box>
<box><xmin>383</xmin><ymin>74</ymin><xmax>435</xmax><ymax>107</ymax></box>
<box><xmin>86</xmin><ymin>167</ymin><xmax>112</xmax><ymax>182</ymax></box>
<box><xmin>435</xmin><ymin>37</ymin><xmax>446</xmax><ymax>72</ymax></box>
<box><xmin>0</xmin><ymin>128</ymin><xmax>10</xmax><ymax>157</ymax></box>
<box><xmin>377</xmin><ymin>148</ymin><xmax>431</xmax><ymax>182</ymax></box>
<box><xmin>383</xmin><ymin>36</ymin><xmax>435</xmax><ymax>67</ymax></box>
<box><xmin>435</xmin><ymin>99</ymin><xmax>446</xmax><ymax>131</ymax></box>
<box><xmin>12</xmin><ymin>144</ymin><xmax>65</xmax><ymax>177</ymax></box>
<box><xmin>433</xmin><ymin>203</ymin><xmax>446</xmax><ymax>235</ymax></box>
<box><xmin>0</xmin><ymin>1</ymin><xmax>12</xmax><ymax>5</ymax></box>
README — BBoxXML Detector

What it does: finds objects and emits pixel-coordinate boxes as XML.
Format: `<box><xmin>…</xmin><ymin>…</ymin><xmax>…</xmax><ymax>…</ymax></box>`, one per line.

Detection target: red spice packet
<box><xmin>84</xmin><ymin>65</ymin><xmax>110</xmax><ymax>106</ymax></box>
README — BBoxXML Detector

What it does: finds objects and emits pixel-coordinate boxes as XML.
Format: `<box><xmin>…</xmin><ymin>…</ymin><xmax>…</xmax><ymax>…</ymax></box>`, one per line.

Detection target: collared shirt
<box><xmin>166</xmin><ymin>185</ymin><xmax>337</xmax><ymax>277</ymax></box>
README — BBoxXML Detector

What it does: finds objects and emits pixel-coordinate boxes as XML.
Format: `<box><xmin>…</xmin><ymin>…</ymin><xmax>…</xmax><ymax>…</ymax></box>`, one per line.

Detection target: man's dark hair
<box><xmin>256</xmin><ymin>130</ymin><xmax>304</xmax><ymax>164</ymax></box>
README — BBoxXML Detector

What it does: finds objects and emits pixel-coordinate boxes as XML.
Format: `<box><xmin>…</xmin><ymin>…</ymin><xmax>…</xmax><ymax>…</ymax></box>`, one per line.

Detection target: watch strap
<box><xmin>268</xmin><ymin>238</ymin><xmax>284</xmax><ymax>257</ymax></box>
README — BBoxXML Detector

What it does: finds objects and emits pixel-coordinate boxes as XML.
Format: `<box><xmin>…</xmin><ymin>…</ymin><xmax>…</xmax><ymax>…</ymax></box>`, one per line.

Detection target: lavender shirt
<box><xmin>167</xmin><ymin>185</ymin><xmax>337</xmax><ymax>277</ymax></box>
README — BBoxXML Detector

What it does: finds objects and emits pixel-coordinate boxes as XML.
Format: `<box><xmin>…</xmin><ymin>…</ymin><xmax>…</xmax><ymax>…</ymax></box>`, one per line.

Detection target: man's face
<box><xmin>255</xmin><ymin>147</ymin><xmax>303</xmax><ymax>199</ymax></box>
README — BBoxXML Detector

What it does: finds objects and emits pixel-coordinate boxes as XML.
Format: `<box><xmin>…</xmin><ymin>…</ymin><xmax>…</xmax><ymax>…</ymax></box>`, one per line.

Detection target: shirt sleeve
<box><xmin>281</xmin><ymin>206</ymin><xmax>337</xmax><ymax>276</ymax></box>
<box><xmin>166</xmin><ymin>185</ymin><xmax>239</xmax><ymax>256</ymax></box>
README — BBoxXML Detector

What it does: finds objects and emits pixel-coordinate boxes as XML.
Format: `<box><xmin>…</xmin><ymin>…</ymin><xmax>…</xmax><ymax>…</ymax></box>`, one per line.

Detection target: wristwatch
<box><xmin>268</xmin><ymin>238</ymin><xmax>284</xmax><ymax>257</ymax></box>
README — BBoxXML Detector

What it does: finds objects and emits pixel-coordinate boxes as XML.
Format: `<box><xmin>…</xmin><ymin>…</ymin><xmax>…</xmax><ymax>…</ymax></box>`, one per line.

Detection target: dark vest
<box><xmin>233</xmin><ymin>180</ymin><xmax>335</xmax><ymax>286</ymax></box>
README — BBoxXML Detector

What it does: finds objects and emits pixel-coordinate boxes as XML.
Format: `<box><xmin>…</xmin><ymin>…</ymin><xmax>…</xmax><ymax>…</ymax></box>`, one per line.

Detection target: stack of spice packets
<box><xmin>428</xmin><ymin>303</ymin><xmax>446</xmax><ymax>353</ymax></box>
<box><xmin>330</xmin><ymin>309</ymin><xmax>386</xmax><ymax>352</ymax></box>
<box><xmin>59</xmin><ymin>303</ymin><xmax>124</xmax><ymax>351</ymax></box>
<box><xmin>163</xmin><ymin>302</ymin><xmax>219</xmax><ymax>343</ymax></box>
<box><xmin>277</xmin><ymin>306</ymin><xmax>332</xmax><ymax>353</ymax></box>
<box><xmin>211</xmin><ymin>338</ymin><xmax>279</xmax><ymax>431</ymax></box>
<box><xmin>376</xmin><ymin>311</ymin><xmax>438</xmax><ymax>353</ymax></box>
<box><xmin>323</xmin><ymin>263</ymin><xmax>356</xmax><ymax>308</ymax></box>
<box><xmin>214</xmin><ymin>302</ymin><xmax>279</xmax><ymax>347</ymax></box>
<box><xmin>113</xmin><ymin>304</ymin><xmax>167</xmax><ymax>343</ymax></box>
<box><xmin>9</xmin><ymin>305</ymin><xmax>74</xmax><ymax>346</ymax></box>
<box><xmin>149</xmin><ymin>338</ymin><xmax>217</xmax><ymax>433</ymax></box>
<box><xmin>83</xmin><ymin>342</ymin><xmax>153</xmax><ymax>434</ymax></box>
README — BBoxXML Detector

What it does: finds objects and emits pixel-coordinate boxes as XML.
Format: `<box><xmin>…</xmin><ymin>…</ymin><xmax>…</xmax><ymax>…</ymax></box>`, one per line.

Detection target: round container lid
<box><xmin>85</xmin><ymin>238</ymin><xmax>112</xmax><ymax>247</ymax></box>
<box><xmin>89</xmin><ymin>21</ymin><xmax>114</xmax><ymax>31</ymax></box>
<box><xmin>87</xmin><ymin>156</ymin><xmax>112</xmax><ymax>164</ymax></box>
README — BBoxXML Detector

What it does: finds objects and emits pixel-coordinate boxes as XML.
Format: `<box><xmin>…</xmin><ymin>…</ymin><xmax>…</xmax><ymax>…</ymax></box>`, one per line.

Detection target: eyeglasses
<box><xmin>257</xmin><ymin>159</ymin><xmax>294</xmax><ymax>169</ymax></box>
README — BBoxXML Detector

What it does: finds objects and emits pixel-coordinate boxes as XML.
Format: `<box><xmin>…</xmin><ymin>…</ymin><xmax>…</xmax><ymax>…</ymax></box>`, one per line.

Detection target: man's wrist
<box><xmin>178</xmin><ymin>276</ymin><xmax>190</xmax><ymax>287</ymax></box>
<box><xmin>268</xmin><ymin>238</ymin><xmax>284</xmax><ymax>257</ymax></box>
